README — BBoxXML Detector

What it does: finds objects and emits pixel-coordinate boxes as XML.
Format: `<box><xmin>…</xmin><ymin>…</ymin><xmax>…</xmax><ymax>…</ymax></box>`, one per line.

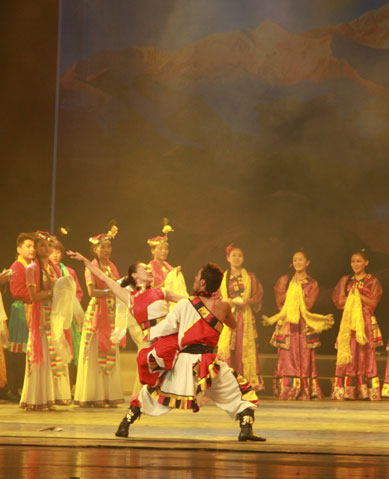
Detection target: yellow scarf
<box><xmin>17</xmin><ymin>255</ymin><xmax>29</xmax><ymax>267</ymax></box>
<box><xmin>262</xmin><ymin>279</ymin><xmax>334</xmax><ymax>332</ymax></box>
<box><xmin>336</xmin><ymin>287</ymin><xmax>367</xmax><ymax>365</ymax></box>
<box><xmin>218</xmin><ymin>269</ymin><xmax>259</xmax><ymax>387</ymax></box>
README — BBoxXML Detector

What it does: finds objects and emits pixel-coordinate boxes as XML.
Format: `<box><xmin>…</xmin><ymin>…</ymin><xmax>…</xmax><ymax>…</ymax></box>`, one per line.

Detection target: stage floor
<box><xmin>0</xmin><ymin>398</ymin><xmax>388</xmax><ymax>454</ymax></box>
<box><xmin>1</xmin><ymin>445</ymin><xmax>388</xmax><ymax>479</ymax></box>
<box><xmin>0</xmin><ymin>399</ymin><xmax>388</xmax><ymax>478</ymax></box>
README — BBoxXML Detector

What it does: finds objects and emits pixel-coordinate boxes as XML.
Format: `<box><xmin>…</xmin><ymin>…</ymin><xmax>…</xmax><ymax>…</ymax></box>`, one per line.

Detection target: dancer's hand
<box><xmin>232</xmin><ymin>297</ymin><xmax>244</xmax><ymax>306</ymax></box>
<box><xmin>261</xmin><ymin>315</ymin><xmax>271</xmax><ymax>326</ymax></box>
<box><xmin>0</xmin><ymin>268</ymin><xmax>13</xmax><ymax>284</ymax></box>
<box><xmin>67</xmin><ymin>250</ymin><xmax>86</xmax><ymax>263</ymax></box>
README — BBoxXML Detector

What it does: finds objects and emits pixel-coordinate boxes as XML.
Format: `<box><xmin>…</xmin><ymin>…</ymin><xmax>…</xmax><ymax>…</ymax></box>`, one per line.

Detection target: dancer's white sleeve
<box><xmin>149</xmin><ymin>299</ymin><xmax>185</xmax><ymax>340</ymax></box>
<box><xmin>51</xmin><ymin>275</ymin><xmax>78</xmax><ymax>363</ymax></box>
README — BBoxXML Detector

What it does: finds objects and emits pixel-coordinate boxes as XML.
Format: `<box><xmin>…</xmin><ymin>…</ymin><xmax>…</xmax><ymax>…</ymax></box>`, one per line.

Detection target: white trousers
<box><xmin>139</xmin><ymin>359</ymin><xmax>256</xmax><ymax>420</ymax></box>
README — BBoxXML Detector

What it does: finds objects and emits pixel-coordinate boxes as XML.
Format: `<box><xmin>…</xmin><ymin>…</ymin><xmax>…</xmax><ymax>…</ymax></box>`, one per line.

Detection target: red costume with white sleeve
<box><xmin>129</xmin><ymin>286</ymin><xmax>179</xmax><ymax>388</ymax></box>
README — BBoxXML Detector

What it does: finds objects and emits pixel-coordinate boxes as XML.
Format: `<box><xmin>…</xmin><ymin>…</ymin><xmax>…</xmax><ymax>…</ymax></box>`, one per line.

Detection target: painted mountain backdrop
<box><xmin>57</xmin><ymin>4</ymin><xmax>389</xmax><ymax>325</ymax></box>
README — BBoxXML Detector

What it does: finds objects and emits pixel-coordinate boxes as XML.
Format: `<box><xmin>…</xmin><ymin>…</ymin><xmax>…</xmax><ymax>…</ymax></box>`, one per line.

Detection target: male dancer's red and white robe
<box><xmin>132</xmin><ymin>296</ymin><xmax>258</xmax><ymax>419</ymax></box>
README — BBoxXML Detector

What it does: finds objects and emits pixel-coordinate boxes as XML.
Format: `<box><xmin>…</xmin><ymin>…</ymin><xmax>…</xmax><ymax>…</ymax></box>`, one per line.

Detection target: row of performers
<box><xmin>0</xmin><ymin>225</ymin><xmax>388</xmax><ymax>413</ymax></box>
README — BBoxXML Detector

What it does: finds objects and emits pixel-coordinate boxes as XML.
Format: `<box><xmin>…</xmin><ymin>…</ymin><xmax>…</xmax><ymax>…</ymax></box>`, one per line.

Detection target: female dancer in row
<box><xmin>20</xmin><ymin>232</ymin><xmax>72</xmax><ymax>410</ymax></box>
<box><xmin>263</xmin><ymin>249</ymin><xmax>334</xmax><ymax>400</ymax></box>
<box><xmin>147</xmin><ymin>220</ymin><xmax>187</xmax><ymax>298</ymax></box>
<box><xmin>49</xmin><ymin>238</ymin><xmax>83</xmax><ymax>388</ymax></box>
<box><xmin>332</xmin><ymin>250</ymin><xmax>383</xmax><ymax>401</ymax></box>
<box><xmin>217</xmin><ymin>243</ymin><xmax>265</xmax><ymax>392</ymax></box>
<box><xmin>74</xmin><ymin>229</ymin><xmax>124</xmax><ymax>407</ymax></box>
<box><xmin>148</xmin><ymin>235</ymin><xmax>173</xmax><ymax>288</ymax></box>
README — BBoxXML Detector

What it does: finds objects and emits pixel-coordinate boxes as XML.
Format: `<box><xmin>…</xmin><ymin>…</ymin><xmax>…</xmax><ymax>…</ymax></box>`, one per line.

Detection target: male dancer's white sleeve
<box><xmin>149</xmin><ymin>298</ymin><xmax>186</xmax><ymax>340</ymax></box>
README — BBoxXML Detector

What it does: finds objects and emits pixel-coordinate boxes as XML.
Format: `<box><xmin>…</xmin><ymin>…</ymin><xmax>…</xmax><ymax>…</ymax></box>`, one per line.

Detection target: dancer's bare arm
<box><xmin>67</xmin><ymin>251</ymin><xmax>130</xmax><ymax>305</ymax></box>
<box><xmin>222</xmin><ymin>302</ymin><xmax>237</xmax><ymax>329</ymax></box>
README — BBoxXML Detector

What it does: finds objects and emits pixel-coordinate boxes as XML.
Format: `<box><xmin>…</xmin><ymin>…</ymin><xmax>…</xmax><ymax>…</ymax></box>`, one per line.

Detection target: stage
<box><xmin>0</xmin><ymin>398</ymin><xmax>388</xmax><ymax>478</ymax></box>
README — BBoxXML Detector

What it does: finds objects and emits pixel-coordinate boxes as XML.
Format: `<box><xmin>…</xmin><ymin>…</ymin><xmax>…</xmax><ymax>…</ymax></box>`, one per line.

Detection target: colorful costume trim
<box><xmin>28</xmin><ymin>260</ymin><xmax>61</xmax><ymax>365</ymax></box>
<box><xmin>83</xmin><ymin>298</ymin><xmax>117</xmax><ymax>374</ymax></box>
<box><xmin>332</xmin><ymin>274</ymin><xmax>383</xmax><ymax>401</ymax></box>
<box><xmin>218</xmin><ymin>268</ymin><xmax>264</xmax><ymax>391</ymax></box>
<box><xmin>273</xmin><ymin>376</ymin><xmax>322</xmax><ymax>400</ymax></box>
<box><xmin>332</xmin><ymin>375</ymin><xmax>381</xmax><ymax>401</ymax></box>
<box><xmin>26</xmin><ymin>302</ymin><xmax>68</xmax><ymax>379</ymax></box>
<box><xmin>149</xmin><ymin>358</ymin><xmax>258</xmax><ymax>412</ymax></box>
<box><xmin>83</xmin><ymin>259</ymin><xmax>121</xmax><ymax>375</ymax></box>
<box><xmin>269</xmin><ymin>275</ymin><xmax>328</xmax><ymax>400</ymax></box>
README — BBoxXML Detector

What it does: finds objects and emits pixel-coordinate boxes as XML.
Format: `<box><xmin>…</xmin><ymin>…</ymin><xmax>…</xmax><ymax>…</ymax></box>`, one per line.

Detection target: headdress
<box><xmin>35</xmin><ymin>231</ymin><xmax>54</xmax><ymax>242</ymax></box>
<box><xmin>49</xmin><ymin>226</ymin><xmax>72</xmax><ymax>253</ymax></box>
<box><xmin>147</xmin><ymin>217</ymin><xmax>174</xmax><ymax>247</ymax></box>
<box><xmin>89</xmin><ymin>220</ymin><xmax>119</xmax><ymax>245</ymax></box>
<box><xmin>57</xmin><ymin>226</ymin><xmax>71</xmax><ymax>238</ymax></box>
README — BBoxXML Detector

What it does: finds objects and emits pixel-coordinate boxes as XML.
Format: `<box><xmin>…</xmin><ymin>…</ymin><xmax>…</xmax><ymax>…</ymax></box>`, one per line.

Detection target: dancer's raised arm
<box><xmin>67</xmin><ymin>251</ymin><xmax>130</xmax><ymax>305</ymax></box>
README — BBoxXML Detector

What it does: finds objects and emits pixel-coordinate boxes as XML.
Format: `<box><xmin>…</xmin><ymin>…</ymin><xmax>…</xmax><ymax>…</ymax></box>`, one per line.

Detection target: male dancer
<box><xmin>7</xmin><ymin>232</ymin><xmax>35</xmax><ymax>399</ymax></box>
<box><xmin>115</xmin><ymin>263</ymin><xmax>266</xmax><ymax>442</ymax></box>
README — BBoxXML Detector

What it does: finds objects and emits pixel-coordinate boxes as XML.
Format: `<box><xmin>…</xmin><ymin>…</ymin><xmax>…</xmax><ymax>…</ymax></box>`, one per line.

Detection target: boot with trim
<box><xmin>238</xmin><ymin>408</ymin><xmax>266</xmax><ymax>442</ymax></box>
<box><xmin>115</xmin><ymin>405</ymin><xmax>141</xmax><ymax>437</ymax></box>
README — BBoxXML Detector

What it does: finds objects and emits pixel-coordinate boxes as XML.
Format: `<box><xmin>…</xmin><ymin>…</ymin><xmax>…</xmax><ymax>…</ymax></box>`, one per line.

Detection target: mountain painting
<box><xmin>56</xmin><ymin>2</ymin><xmax>389</xmax><ymax>348</ymax></box>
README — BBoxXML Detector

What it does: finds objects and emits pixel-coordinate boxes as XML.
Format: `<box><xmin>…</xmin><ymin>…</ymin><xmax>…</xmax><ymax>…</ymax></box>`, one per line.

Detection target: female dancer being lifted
<box><xmin>67</xmin><ymin>250</ymin><xmax>184</xmax><ymax>389</ymax></box>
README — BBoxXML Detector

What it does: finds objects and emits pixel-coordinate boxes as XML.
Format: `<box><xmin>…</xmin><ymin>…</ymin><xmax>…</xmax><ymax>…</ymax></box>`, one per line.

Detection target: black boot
<box><xmin>238</xmin><ymin>408</ymin><xmax>266</xmax><ymax>442</ymax></box>
<box><xmin>115</xmin><ymin>405</ymin><xmax>141</xmax><ymax>438</ymax></box>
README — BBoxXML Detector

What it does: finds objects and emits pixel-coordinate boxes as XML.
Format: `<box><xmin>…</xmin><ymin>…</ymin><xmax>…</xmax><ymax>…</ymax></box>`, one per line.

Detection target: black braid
<box><xmin>36</xmin><ymin>256</ymin><xmax>44</xmax><ymax>290</ymax></box>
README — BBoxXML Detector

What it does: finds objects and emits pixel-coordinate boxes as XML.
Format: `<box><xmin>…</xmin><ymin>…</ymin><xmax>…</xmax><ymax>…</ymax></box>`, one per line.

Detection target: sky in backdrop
<box><xmin>60</xmin><ymin>0</ymin><xmax>388</xmax><ymax>71</ymax></box>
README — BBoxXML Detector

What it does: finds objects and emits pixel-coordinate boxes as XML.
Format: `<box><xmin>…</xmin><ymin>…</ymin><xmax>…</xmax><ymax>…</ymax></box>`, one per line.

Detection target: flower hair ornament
<box><xmin>47</xmin><ymin>226</ymin><xmax>71</xmax><ymax>244</ymax></box>
<box><xmin>225</xmin><ymin>242</ymin><xmax>236</xmax><ymax>258</ymax></box>
<box><xmin>35</xmin><ymin>231</ymin><xmax>54</xmax><ymax>242</ymax></box>
<box><xmin>89</xmin><ymin>220</ymin><xmax>119</xmax><ymax>245</ymax></box>
<box><xmin>56</xmin><ymin>226</ymin><xmax>71</xmax><ymax>238</ymax></box>
<box><xmin>147</xmin><ymin>217</ymin><xmax>174</xmax><ymax>247</ymax></box>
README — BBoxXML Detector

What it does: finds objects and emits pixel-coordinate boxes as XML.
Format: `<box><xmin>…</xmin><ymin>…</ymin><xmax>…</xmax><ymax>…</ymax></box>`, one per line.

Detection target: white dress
<box><xmin>74</xmin><ymin>264</ymin><xmax>124</xmax><ymax>406</ymax></box>
<box><xmin>20</xmin><ymin>263</ymin><xmax>72</xmax><ymax>410</ymax></box>
<box><xmin>20</xmin><ymin>330</ymin><xmax>72</xmax><ymax>409</ymax></box>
